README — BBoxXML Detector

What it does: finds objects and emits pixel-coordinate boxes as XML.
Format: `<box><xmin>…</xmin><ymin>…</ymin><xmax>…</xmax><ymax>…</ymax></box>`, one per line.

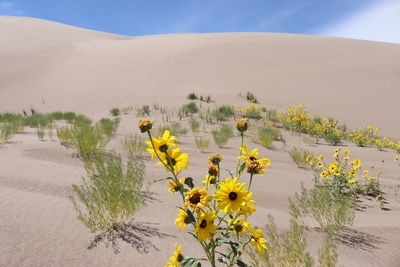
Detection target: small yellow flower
<box><xmin>214</xmin><ymin>178</ymin><xmax>253</xmax><ymax>214</ymax></box>
<box><xmin>168</xmin><ymin>178</ymin><xmax>185</xmax><ymax>193</ymax></box>
<box><xmin>193</xmin><ymin>210</ymin><xmax>217</xmax><ymax>241</ymax></box>
<box><xmin>138</xmin><ymin>120</ymin><xmax>152</xmax><ymax>132</ymax></box>
<box><xmin>317</xmin><ymin>154</ymin><xmax>323</xmax><ymax>160</ymax></box>
<box><xmin>250</xmin><ymin>228</ymin><xmax>268</xmax><ymax>254</ymax></box>
<box><xmin>185</xmin><ymin>188</ymin><xmax>210</xmax><ymax>210</ymax></box>
<box><xmin>375</xmin><ymin>194</ymin><xmax>382</xmax><ymax>200</ymax></box>
<box><xmin>228</xmin><ymin>218</ymin><xmax>251</xmax><ymax>236</ymax></box>
<box><xmin>165</xmin><ymin>243</ymin><xmax>184</xmax><ymax>267</ymax></box>
<box><xmin>395</xmin><ymin>156</ymin><xmax>399</xmax><ymax>162</ymax></box>
<box><xmin>208</xmin><ymin>153</ymin><xmax>223</xmax><ymax>165</ymax></box>
<box><xmin>239</xmin><ymin>200</ymin><xmax>256</xmax><ymax>217</ymax></box>
<box><xmin>235</xmin><ymin>118</ymin><xmax>248</xmax><ymax>132</ymax></box>
<box><xmin>157</xmin><ymin>147</ymin><xmax>189</xmax><ymax>173</ymax></box>
<box><xmin>175</xmin><ymin>209</ymin><xmax>191</xmax><ymax>230</ymax></box>
<box><xmin>320</xmin><ymin>170</ymin><xmax>330</xmax><ymax>179</ymax></box>
<box><xmin>347</xmin><ymin>178</ymin><xmax>357</xmax><ymax>184</ymax></box>
<box><xmin>317</xmin><ymin>162</ymin><xmax>324</xmax><ymax>168</ymax></box>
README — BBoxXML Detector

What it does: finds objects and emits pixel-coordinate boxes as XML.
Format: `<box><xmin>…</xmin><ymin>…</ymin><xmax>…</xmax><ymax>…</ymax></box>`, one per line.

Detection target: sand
<box><xmin>0</xmin><ymin>16</ymin><xmax>399</xmax><ymax>266</ymax></box>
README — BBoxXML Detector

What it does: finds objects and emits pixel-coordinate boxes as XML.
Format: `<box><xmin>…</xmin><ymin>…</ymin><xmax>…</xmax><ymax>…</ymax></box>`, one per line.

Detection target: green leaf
<box><xmin>236</xmin><ymin>259</ymin><xmax>248</xmax><ymax>267</ymax></box>
<box><xmin>153</xmin><ymin>177</ymin><xmax>174</xmax><ymax>183</ymax></box>
<box><xmin>238</xmin><ymin>163</ymin><xmax>246</xmax><ymax>176</ymax></box>
<box><xmin>184</xmin><ymin>177</ymin><xmax>195</xmax><ymax>189</ymax></box>
<box><xmin>181</xmin><ymin>257</ymin><xmax>201</xmax><ymax>267</ymax></box>
<box><xmin>186</xmin><ymin>209</ymin><xmax>196</xmax><ymax>223</ymax></box>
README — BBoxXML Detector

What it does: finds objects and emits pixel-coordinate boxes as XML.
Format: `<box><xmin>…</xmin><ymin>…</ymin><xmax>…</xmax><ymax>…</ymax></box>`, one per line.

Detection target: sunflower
<box><xmin>175</xmin><ymin>209</ymin><xmax>191</xmax><ymax>230</ymax></box>
<box><xmin>239</xmin><ymin>199</ymin><xmax>256</xmax><ymax>217</ymax></box>
<box><xmin>193</xmin><ymin>210</ymin><xmax>217</xmax><ymax>241</ymax></box>
<box><xmin>214</xmin><ymin>178</ymin><xmax>252</xmax><ymax>214</ymax></box>
<box><xmin>146</xmin><ymin>130</ymin><xmax>177</xmax><ymax>160</ymax></box>
<box><xmin>208</xmin><ymin>153</ymin><xmax>223</xmax><ymax>165</ymax></box>
<box><xmin>228</xmin><ymin>218</ymin><xmax>251</xmax><ymax>236</ymax></box>
<box><xmin>208</xmin><ymin>164</ymin><xmax>219</xmax><ymax>177</ymax></box>
<box><xmin>157</xmin><ymin>147</ymin><xmax>189</xmax><ymax>173</ymax></box>
<box><xmin>138</xmin><ymin>120</ymin><xmax>152</xmax><ymax>132</ymax></box>
<box><xmin>347</xmin><ymin>178</ymin><xmax>357</xmax><ymax>184</ymax></box>
<box><xmin>320</xmin><ymin>170</ymin><xmax>330</xmax><ymax>179</ymax></box>
<box><xmin>317</xmin><ymin>162</ymin><xmax>324</xmax><ymax>168</ymax></box>
<box><xmin>202</xmin><ymin>175</ymin><xmax>217</xmax><ymax>188</ymax></box>
<box><xmin>235</xmin><ymin>118</ymin><xmax>248</xmax><ymax>132</ymax></box>
<box><xmin>168</xmin><ymin>178</ymin><xmax>185</xmax><ymax>193</ymax></box>
<box><xmin>238</xmin><ymin>144</ymin><xmax>271</xmax><ymax>174</ymax></box>
<box><xmin>250</xmin><ymin>228</ymin><xmax>268</xmax><ymax>254</ymax></box>
<box><xmin>343</xmin><ymin>148</ymin><xmax>350</xmax><ymax>154</ymax></box>
<box><xmin>184</xmin><ymin>188</ymin><xmax>209</xmax><ymax>210</ymax></box>
<box><xmin>165</xmin><ymin>243</ymin><xmax>184</xmax><ymax>267</ymax></box>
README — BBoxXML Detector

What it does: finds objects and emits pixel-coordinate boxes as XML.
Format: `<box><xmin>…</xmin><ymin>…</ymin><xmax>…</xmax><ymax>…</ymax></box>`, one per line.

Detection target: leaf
<box><xmin>186</xmin><ymin>209</ymin><xmax>196</xmax><ymax>223</ymax></box>
<box><xmin>184</xmin><ymin>177</ymin><xmax>195</xmax><ymax>189</ymax></box>
<box><xmin>236</xmin><ymin>259</ymin><xmax>248</xmax><ymax>267</ymax></box>
<box><xmin>153</xmin><ymin>177</ymin><xmax>174</xmax><ymax>183</ymax></box>
<box><xmin>181</xmin><ymin>257</ymin><xmax>201</xmax><ymax>267</ymax></box>
<box><xmin>238</xmin><ymin>163</ymin><xmax>246</xmax><ymax>176</ymax></box>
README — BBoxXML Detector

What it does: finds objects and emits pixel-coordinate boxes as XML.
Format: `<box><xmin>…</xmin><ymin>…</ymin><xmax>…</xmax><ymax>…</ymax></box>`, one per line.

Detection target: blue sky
<box><xmin>1</xmin><ymin>0</ymin><xmax>399</xmax><ymax>43</ymax></box>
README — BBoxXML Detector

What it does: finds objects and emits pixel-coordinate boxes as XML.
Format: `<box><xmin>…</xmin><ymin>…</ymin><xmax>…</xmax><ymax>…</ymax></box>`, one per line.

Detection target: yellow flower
<box><xmin>344</xmin><ymin>156</ymin><xmax>349</xmax><ymax>161</ymax></box>
<box><xmin>228</xmin><ymin>218</ymin><xmax>251</xmax><ymax>236</ymax></box>
<box><xmin>208</xmin><ymin>164</ymin><xmax>219</xmax><ymax>177</ymax></box>
<box><xmin>320</xmin><ymin>170</ymin><xmax>330</xmax><ymax>179</ymax></box>
<box><xmin>317</xmin><ymin>162</ymin><xmax>324</xmax><ymax>168</ymax></box>
<box><xmin>328</xmin><ymin>164</ymin><xmax>336</xmax><ymax>172</ymax></box>
<box><xmin>334</xmin><ymin>169</ymin><xmax>341</xmax><ymax>176</ymax></box>
<box><xmin>235</xmin><ymin>118</ymin><xmax>248</xmax><ymax>132</ymax></box>
<box><xmin>347</xmin><ymin>178</ymin><xmax>357</xmax><ymax>184</ymax></box>
<box><xmin>395</xmin><ymin>156</ymin><xmax>399</xmax><ymax>162</ymax></box>
<box><xmin>202</xmin><ymin>174</ymin><xmax>217</xmax><ymax>188</ymax></box>
<box><xmin>194</xmin><ymin>210</ymin><xmax>217</xmax><ymax>241</ymax></box>
<box><xmin>158</xmin><ymin>147</ymin><xmax>189</xmax><ymax>173</ymax></box>
<box><xmin>208</xmin><ymin>153</ymin><xmax>223</xmax><ymax>165</ymax></box>
<box><xmin>347</xmin><ymin>170</ymin><xmax>356</xmax><ymax>177</ymax></box>
<box><xmin>317</xmin><ymin>154</ymin><xmax>323</xmax><ymax>160</ymax></box>
<box><xmin>138</xmin><ymin>120</ymin><xmax>152</xmax><ymax>132</ymax></box>
<box><xmin>363</xmin><ymin>170</ymin><xmax>369</xmax><ymax>178</ymax></box>
<box><xmin>375</xmin><ymin>194</ymin><xmax>382</xmax><ymax>200</ymax></box>
<box><xmin>343</xmin><ymin>148</ymin><xmax>350</xmax><ymax>154</ymax></box>
<box><xmin>175</xmin><ymin>209</ymin><xmax>191</xmax><ymax>230</ymax></box>
<box><xmin>165</xmin><ymin>243</ymin><xmax>184</xmax><ymax>267</ymax></box>
<box><xmin>146</xmin><ymin>130</ymin><xmax>177</xmax><ymax>160</ymax></box>
<box><xmin>250</xmin><ymin>228</ymin><xmax>268</xmax><ymax>254</ymax></box>
<box><xmin>239</xmin><ymin>144</ymin><xmax>271</xmax><ymax>172</ymax></box>
<box><xmin>214</xmin><ymin>178</ymin><xmax>252</xmax><ymax>214</ymax></box>
<box><xmin>239</xmin><ymin>200</ymin><xmax>256</xmax><ymax>217</ymax></box>
<box><xmin>185</xmin><ymin>188</ymin><xmax>209</xmax><ymax>210</ymax></box>
<box><xmin>168</xmin><ymin>178</ymin><xmax>185</xmax><ymax>193</ymax></box>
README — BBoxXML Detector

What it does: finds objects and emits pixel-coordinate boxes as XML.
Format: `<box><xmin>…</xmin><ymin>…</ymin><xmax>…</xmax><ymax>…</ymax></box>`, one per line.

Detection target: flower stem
<box><xmin>248</xmin><ymin>173</ymin><xmax>254</xmax><ymax>190</ymax></box>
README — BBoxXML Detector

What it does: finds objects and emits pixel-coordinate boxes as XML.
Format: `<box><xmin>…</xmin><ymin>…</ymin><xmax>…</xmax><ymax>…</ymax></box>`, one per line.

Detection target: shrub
<box><xmin>70</xmin><ymin>153</ymin><xmax>145</xmax><ymax>231</ymax></box>
<box><xmin>252</xmin><ymin>126</ymin><xmax>280</xmax><ymax>149</ymax></box>
<box><xmin>188</xmin><ymin>117</ymin><xmax>201</xmax><ymax>134</ymax></box>
<box><xmin>36</xmin><ymin>127</ymin><xmax>46</xmax><ymax>141</ymax></box>
<box><xmin>24</xmin><ymin>113</ymin><xmax>53</xmax><ymax>128</ymax></box>
<box><xmin>98</xmin><ymin>118</ymin><xmax>120</xmax><ymax>137</ymax></box>
<box><xmin>211</xmin><ymin>105</ymin><xmax>235</xmax><ymax>122</ymax></box>
<box><xmin>0</xmin><ymin>123</ymin><xmax>14</xmax><ymax>143</ymax></box>
<box><xmin>63</xmin><ymin>112</ymin><xmax>77</xmax><ymax>123</ymax></box>
<box><xmin>137</xmin><ymin>105</ymin><xmax>151</xmax><ymax>117</ymax></box>
<box><xmin>154</xmin><ymin>122</ymin><xmax>188</xmax><ymax>139</ymax></box>
<box><xmin>187</xmin><ymin>92</ymin><xmax>198</xmax><ymax>100</ymax></box>
<box><xmin>110</xmin><ymin>107</ymin><xmax>121</xmax><ymax>117</ymax></box>
<box><xmin>179</xmin><ymin>102</ymin><xmax>198</xmax><ymax>117</ymax></box>
<box><xmin>237</xmin><ymin>104</ymin><xmax>262</xmax><ymax>119</ymax></box>
<box><xmin>70</xmin><ymin>122</ymin><xmax>110</xmax><ymax>160</ymax></box>
<box><xmin>56</xmin><ymin>126</ymin><xmax>74</xmax><ymax>147</ymax></box>
<box><xmin>289</xmin><ymin>147</ymin><xmax>314</xmax><ymax>169</ymax></box>
<box><xmin>122</xmin><ymin>134</ymin><xmax>147</xmax><ymax>158</ymax></box>
<box><xmin>195</xmin><ymin>136</ymin><xmax>210</xmax><ymax>152</ymax></box>
<box><xmin>211</xmin><ymin>125</ymin><xmax>233</xmax><ymax>147</ymax></box>
<box><xmin>246</xmin><ymin>91</ymin><xmax>258</xmax><ymax>103</ymax></box>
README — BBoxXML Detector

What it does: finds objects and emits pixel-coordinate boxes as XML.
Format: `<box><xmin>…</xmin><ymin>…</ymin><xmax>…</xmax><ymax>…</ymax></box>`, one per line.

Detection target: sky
<box><xmin>0</xmin><ymin>0</ymin><xmax>399</xmax><ymax>43</ymax></box>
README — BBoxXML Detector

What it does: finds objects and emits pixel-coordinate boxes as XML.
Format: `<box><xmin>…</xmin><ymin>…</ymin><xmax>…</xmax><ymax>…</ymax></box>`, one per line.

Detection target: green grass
<box><xmin>187</xmin><ymin>92</ymin><xmax>198</xmax><ymax>100</ymax></box>
<box><xmin>98</xmin><ymin>118</ymin><xmax>120</xmax><ymax>137</ymax></box>
<box><xmin>110</xmin><ymin>107</ymin><xmax>121</xmax><ymax>117</ymax></box>
<box><xmin>122</xmin><ymin>134</ymin><xmax>147</xmax><ymax>158</ymax></box>
<box><xmin>246</xmin><ymin>91</ymin><xmax>258</xmax><ymax>103</ymax></box>
<box><xmin>153</xmin><ymin>122</ymin><xmax>188</xmax><ymax>139</ymax></box>
<box><xmin>195</xmin><ymin>136</ymin><xmax>210</xmax><ymax>152</ymax></box>
<box><xmin>136</xmin><ymin>105</ymin><xmax>151</xmax><ymax>117</ymax></box>
<box><xmin>211</xmin><ymin>105</ymin><xmax>235</xmax><ymax>122</ymax></box>
<box><xmin>251</xmin><ymin>126</ymin><xmax>281</xmax><ymax>149</ymax></box>
<box><xmin>288</xmin><ymin>147</ymin><xmax>314</xmax><ymax>169</ymax></box>
<box><xmin>179</xmin><ymin>102</ymin><xmax>199</xmax><ymax>117</ymax></box>
<box><xmin>0</xmin><ymin>123</ymin><xmax>15</xmax><ymax>143</ymax></box>
<box><xmin>70</xmin><ymin>152</ymin><xmax>145</xmax><ymax>231</ymax></box>
<box><xmin>188</xmin><ymin>117</ymin><xmax>201</xmax><ymax>134</ymax></box>
<box><xmin>211</xmin><ymin>125</ymin><xmax>233</xmax><ymax>147</ymax></box>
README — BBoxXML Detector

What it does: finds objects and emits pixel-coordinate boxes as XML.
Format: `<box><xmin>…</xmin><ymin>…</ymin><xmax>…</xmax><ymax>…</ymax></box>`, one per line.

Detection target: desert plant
<box><xmin>56</xmin><ymin>126</ymin><xmax>74</xmax><ymax>147</ymax></box>
<box><xmin>36</xmin><ymin>126</ymin><xmax>46</xmax><ymax>141</ymax></box>
<box><xmin>110</xmin><ymin>107</ymin><xmax>121</xmax><ymax>117</ymax></box>
<box><xmin>153</xmin><ymin>122</ymin><xmax>188</xmax><ymax>139</ymax></box>
<box><xmin>0</xmin><ymin>123</ymin><xmax>15</xmax><ymax>143</ymax></box>
<box><xmin>70</xmin><ymin>122</ymin><xmax>110</xmax><ymax>160</ymax></box>
<box><xmin>98</xmin><ymin>118</ymin><xmax>120</xmax><ymax>137</ymax></box>
<box><xmin>122</xmin><ymin>134</ymin><xmax>147</xmax><ymax>158</ymax></box>
<box><xmin>188</xmin><ymin>117</ymin><xmax>201</xmax><ymax>134</ymax></box>
<box><xmin>252</xmin><ymin>126</ymin><xmax>280</xmax><ymax>149</ymax></box>
<box><xmin>70</xmin><ymin>153</ymin><xmax>145</xmax><ymax>231</ymax></box>
<box><xmin>289</xmin><ymin>147</ymin><xmax>314</xmax><ymax>169</ymax></box>
<box><xmin>246</xmin><ymin>91</ymin><xmax>257</xmax><ymax>103</ymax></box>
<box><xmin>211</xmin><ymin>105</ymin><xmax>235</xmax><ymax>122</ymax></box>
<box><xmin>211</xmin><ymin>125</ymin><xmax>233</xmax><ymax>147</ymax></box>
<box><xmin>136</xmin><ymin>105</ymin><xmax>151</xmax><ymax>117</ymax></box>
<box><xmin>63</xmin><ymin>112</ymin><xmax>77</xmax><ymax>123</ymax></box>
<box><xmin>318</xmin><ymin>235</ymin><xmax>338</xmax><ymax>267</ymax></box>
<box><xmin>179</xmin><ymin>102</ymin><xmax>198</xmax><ymax>117</ymax></box>
<box><xmin>195</xmin><ymin>136</ymin><xmax>210</xmax><ymax>152</ymax></box>
<box><xmin>187</xmin><ymin>92</ymin><xmax>198</xmax><ymax>100</ymax></box>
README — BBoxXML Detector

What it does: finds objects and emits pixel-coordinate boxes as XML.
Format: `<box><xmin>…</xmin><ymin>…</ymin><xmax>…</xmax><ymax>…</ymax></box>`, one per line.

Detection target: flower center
<box><xmin>234</xmin><ymin>224</ymin><xmax>243</xmax><ymax>233</ymax></box>
<box><xmin>159</xmin><ymin>144</ymin><xmax>168</xmax><ymax>152</ymax></box>
<box><xmin>249</xmin><ymin>156</ymin><xmax>257</xmax><ymax>161</ymax></box>
<box><xmin>200</xmin><ymin>219</ymin><xmax>207</xmax><ymax>228</ymax></box>
<box><xmin>170</xmin><ymin>158</ymin><xmax>177</xmax><ymax>166</ymax></box>
<box><xmin>177</xmin><ymin>253</ymin><xmax>184</xmax><ymax>262</ymax></box>
<box><xmin>229</xmin><ymin>192</ymin><xmax>238</xmax><ymax>201</ymax></box>
<box><xmin>189</xmin><ymin>193</ymin><xmax>201</xmax><ymax>205</ymax></box>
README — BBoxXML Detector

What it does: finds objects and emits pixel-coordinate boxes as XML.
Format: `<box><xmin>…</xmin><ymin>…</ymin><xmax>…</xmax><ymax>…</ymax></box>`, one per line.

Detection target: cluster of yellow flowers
<box><xmin>279</xmin><ymin>105</ymin><xmax>311</xmax><ymax>132</ymax></box>
<box><xmin>349</xmin><ymin>126</ymin><xmax>400</xmax><ymax>153</ymax></box>
<box><xmin>139</xmin><ymin>119</ymin><xmax>271</xmax><ymax>266</ymax></box>
<box><xmin>307</xmin><ymin>148</ymin><xmax>380</xmax><ymax>195</ymax></box>
<box><xmin>236</xmin><ymin>104</ymin><xmax>265</xmax><ymax>119</ymax></box>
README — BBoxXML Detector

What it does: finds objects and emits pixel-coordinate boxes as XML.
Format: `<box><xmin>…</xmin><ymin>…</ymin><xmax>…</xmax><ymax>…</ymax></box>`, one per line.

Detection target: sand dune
<box><xmin>1</xmin><ymin>16</ymin><xmax>400</xmax><ymax>266</ymax></box>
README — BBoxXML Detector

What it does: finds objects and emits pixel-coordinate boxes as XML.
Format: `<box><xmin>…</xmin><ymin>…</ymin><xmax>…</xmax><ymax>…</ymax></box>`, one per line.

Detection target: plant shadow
<box><xmin>88</xmin><ymin>219</ymin><xmax>174</xmax><ymax>254</ymax></box>
<box><xmin>334</xmin><ymin>227</ymin><xmax>383</xmax><ymax>252</ymax></box>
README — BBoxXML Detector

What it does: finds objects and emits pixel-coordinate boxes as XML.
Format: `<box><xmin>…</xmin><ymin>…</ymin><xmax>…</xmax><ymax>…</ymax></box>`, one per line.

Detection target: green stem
<box><xmin>235</xmin><ymin>132</ymin><xmax>244</xmax><ymax>177</ymax></box>
<box><xmin>248</xmin><ymin>173</ymin><xmax>254</xmax><ymax>190</ymax></box>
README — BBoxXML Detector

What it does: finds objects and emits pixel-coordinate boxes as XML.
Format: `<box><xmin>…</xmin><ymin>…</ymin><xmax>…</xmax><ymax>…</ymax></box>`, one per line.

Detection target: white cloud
<box><xmin>0</xmin><ymin>1</ymin><xmax>25</xmax><ymax>16</ymax></box>
<box><xmin>320</xmin><ymin>0</ymin><xmax>400</xmax><ymax>44</ymax></box>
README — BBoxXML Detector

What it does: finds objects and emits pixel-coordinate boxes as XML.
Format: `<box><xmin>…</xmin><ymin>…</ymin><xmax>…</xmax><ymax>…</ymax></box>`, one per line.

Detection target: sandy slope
<box><xmin>0</xmin><ymin>16</ymin><xmax>400</xmax><ymax>266</ymax></box>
